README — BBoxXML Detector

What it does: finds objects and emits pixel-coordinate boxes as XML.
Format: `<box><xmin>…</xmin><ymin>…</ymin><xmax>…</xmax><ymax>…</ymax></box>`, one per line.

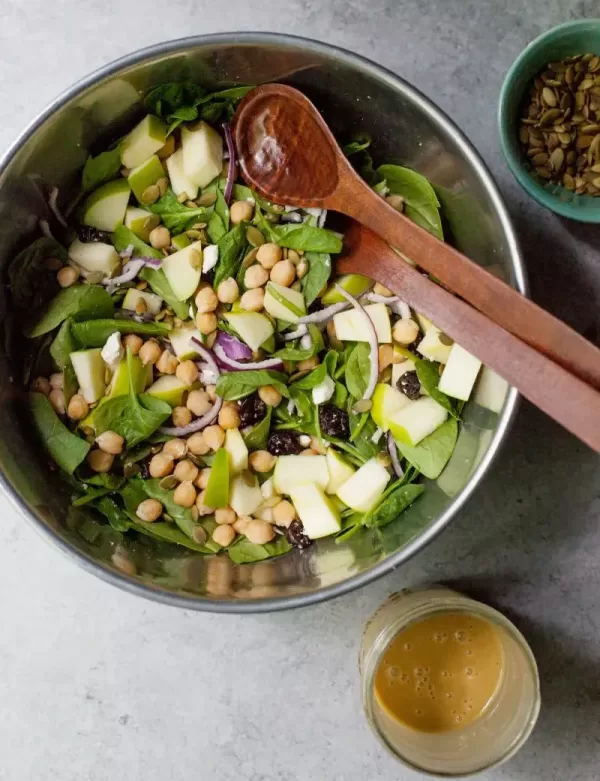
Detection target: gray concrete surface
<box><xmin>1</xmin><ymin>1</ymin><xmax>599</xmax><ymax>780</ymax></box>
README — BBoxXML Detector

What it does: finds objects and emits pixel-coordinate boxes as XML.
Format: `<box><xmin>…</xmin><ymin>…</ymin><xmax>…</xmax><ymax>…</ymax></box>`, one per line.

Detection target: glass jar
<box><xmin>360</xmin><ymin>586</ymin><xmax>540</xmax><ymax>776</ymax></box>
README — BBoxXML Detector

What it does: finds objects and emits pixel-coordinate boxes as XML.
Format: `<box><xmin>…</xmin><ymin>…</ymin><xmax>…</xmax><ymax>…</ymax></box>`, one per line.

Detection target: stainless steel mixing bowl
<box><xmin>0</xmin><ymin>34</ymin><xmax>524</xmax><ymax>612</ymax></box>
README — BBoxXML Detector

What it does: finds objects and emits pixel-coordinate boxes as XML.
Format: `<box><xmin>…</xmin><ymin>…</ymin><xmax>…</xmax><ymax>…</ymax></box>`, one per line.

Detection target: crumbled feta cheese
<box><xmin>200</xmin><ymin>369</ymin><xmax>219</xmax><ymax>385</ymax></box>
<box><xmin>370</xmin><ymin>427</ymin><xmax>384</xmax><ymax>444</ymax></box>
<box><xmin>312</xmin><ymin>375</ymin><xmax>335</xmax><ymax>405</ymax></box>
<box><xmin>300</xmin><ymin>333</ymin><xmax>313</xmax><ymax>350</ymax></box>
<box><xmin>298</xmin><ymin>434</ymin><xmax>312</xmax><ymax>447</ymax></box>
<box><xmin>287</xmin><ymin>399</ymin><xmax>296</xmax><ymax>415</ymax></box>
<box><xmin>101</xmin><ymin>331</ymin><xmax>123</xmax><ymax>372</ymax></box>
<box><xmin>202</xmin><ymin>244</ymin><xmax>218</xmax><ymax>274</ymax></box>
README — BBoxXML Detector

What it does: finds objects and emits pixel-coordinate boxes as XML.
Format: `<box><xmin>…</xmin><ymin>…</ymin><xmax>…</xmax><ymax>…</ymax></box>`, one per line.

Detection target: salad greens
<box><xmin>29</xmin><ymin>392</ymin><xmax>90</xmax><ymax>474</ymax></box>
<box><xmin>27</xmin><ymin>284</ymin><xmax>114</xmax><ymax>338</ymax></box>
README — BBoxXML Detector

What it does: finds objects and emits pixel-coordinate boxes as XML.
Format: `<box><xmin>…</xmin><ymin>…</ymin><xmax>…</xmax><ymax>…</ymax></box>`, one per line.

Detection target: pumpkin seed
<box><xmin>536</xmin><ymin>166</ymin><xmax>551</xmax><ymax>179</ymax></box>
<box><xmin>185</xmin><ymin>229</ymin><xmax>202</xmax><ymax>239</ymax></box>
<box><xmin>542</xmin><ymin>87</ymin><xmax>557</xmax><ymax>107</ymax></box>
<box><xmin>197</xmin><ymin>191</ymin><xmax>217</xmax><ymax>207</ymax></box>
<box><xmin>532</xmin><ymin>152</ymin><xmax>549</xmax><ymax>166</ymax></box>
<box><xmin>157</xmin><ymin>177</ymin><xmax>169</xmax><ymax>197</ymax></box>
<box><xmin>192</xmin><ymin>526</ymin><xmax>207</xmax><ymax>544</ymax></box>
<box><xmin>187</xmin><ymin>249</ymin><xmax>202</xmax><ymax>270</ymax></box>
<box><xmin>246</xmin><ymin>226</ymin><xmax>265</xmax><ymax>247</ymax></box>
<box><xmin>177</xmin><ymin>192</ymin><xmax>188</xmax><ymax>203</ymax></box>
<box><xmin>141</xmin><ymin>184</ymin><xmax>160</xmax><ymax>204</ymax></box>
<box><xmin>519</xmin><ymin>126</ymin><xmax>530</xmax><ymax>144</ymax></box>
<box><xmin>540</xmin><ymin>108</ymin><xmax>562</xmax><ymax>125</ymax></box>
<box><xmin>563</xmin><ymin>173</ymin><xmax>575</xmax><ymax>190</ymax></box>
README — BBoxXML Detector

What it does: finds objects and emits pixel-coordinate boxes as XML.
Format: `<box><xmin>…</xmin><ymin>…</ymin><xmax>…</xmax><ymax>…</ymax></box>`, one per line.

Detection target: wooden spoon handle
<box><xmin>338</xmin><ymin>228</ymin><xmax>600</xmax><ymax>453</ymax></box>
<box><xmin>336</xmin><ymin>177</ymin><xmax>600</xmax><ymax>390</ymax></box>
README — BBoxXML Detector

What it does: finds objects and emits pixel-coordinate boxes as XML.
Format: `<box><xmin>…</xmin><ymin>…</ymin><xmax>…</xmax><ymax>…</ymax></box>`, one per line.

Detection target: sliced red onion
<box><xmin>213</xmin><ymin>344</ymin><xmax>283</xmax><ymax>371</ymax></box>
<box><xmin>135</xmin><ymin>256</ymin><xmax>162</xmax><ymax>268</ymax></box>
<box><xmin>159</xmin><ymin>397</ymin><xmax>223</xmax><ymax>437</ymax></box>
<box><xmin>214</xmin><ymin>329</ymin><xmax>252</xmax><ymax>361</ymax></box>
<box><xmin>334</xmin><ymin>283</ymin><xmax>378</xmax><ymax>401</ymax></box>
<box><xmin>48</xmin><ymin>187</ymin><xmax>68</xmax><ymax>228</ymax></box>
<box><xmin>103</xmin><ymin>258</ymin><xmax>145</xmax><ymax>289</ymax></box>
<box><xmin>282</xmin><ymin>324</ymin><xmax>308</xmax><ymax>340</ymax></box>
<box><xmin>190</xmin><ymin>337</ymin><xmax>221</xmax><ymax>379</ymax></box>
<box><xmin>387</xmin><ymin>431</ymin><xmax>404</xmax><ymax>478</ymax></box>
<box><xmin>300</xmin><ymin>332</ymin><xmax>313</xmax><ymax>350</ymax></box>
<box><xmin>115</xmin><ymin>310</ymin><xmax>155</xmax><ymax>323</ymax></box>
<box><xmin>297</xmin><ymin>301</ymin><xmax>350</xmax><ymax>325</ymax></box>
<box><xmin>119</xmin><ymin>244</ymin><xmax>135</xmax><ymax>260</ymax></box>
<box><xmin>371</xmin><ymin>426</ymin><xmax>384</xmax><ymax>444</ymax></box>
<box><xmin>361</xmin><ymin>292</ymin><xmax>400</xmax><ymax>304</ymax></box>
<box><xmin>391</xmin><ymin>300</ymin><xmax>411</xmax><ymax>320</ymax></box>
<box><xmin>39</xmin><ymin>219</ymin><xmax>55</xmax><ymax>239</ymax></box>
<box><xmin>222</xmin><ymin>123</ymin><xmax>235</xmax><ymax>204</ymax></box>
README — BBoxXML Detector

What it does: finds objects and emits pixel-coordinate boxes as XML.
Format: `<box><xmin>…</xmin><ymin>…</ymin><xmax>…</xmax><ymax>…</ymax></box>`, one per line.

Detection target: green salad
<box><xmin>12</xmin><ymin>82</ymin><xmax>504</xmax><ymax>566</ymax></box>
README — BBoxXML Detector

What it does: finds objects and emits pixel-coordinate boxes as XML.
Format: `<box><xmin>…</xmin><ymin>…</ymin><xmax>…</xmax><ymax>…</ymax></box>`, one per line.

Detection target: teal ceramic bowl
<box><xmin>499</xmin><ymin>19</ymin><xmax>600</xmax><ymax>222</ymax></box>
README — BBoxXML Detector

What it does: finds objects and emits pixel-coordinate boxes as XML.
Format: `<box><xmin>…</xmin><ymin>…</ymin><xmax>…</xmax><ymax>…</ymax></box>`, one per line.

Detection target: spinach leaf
<box><xmin>138</xmin><ymin>267</ymin><xmax>189</xmax><ymax>320</ymax></box>
<box><xmin>94</xmin><ymin>495</ymin><xmax>131</xmax><ymax>530</ymax></box>
<box><xmin>71</xmin><ymin>318</ymin><xmax>169</xmax><ymax>347</ymax></box>
<box><xmin>345</xmin><ymin>342</ymin><xmax>371</xmax><ymax>399</ymax></box>
<box><xmin>273</xmin><ymin>325</ymin><xmax>324</xmax><ymax>361</ymax></box>
<box><xmin>63</xmin><ymin>362</ymin><xmax>78</xmax><ymax>406</ymax></box>
<box><xmin>270</xmin><ymin>224</ymin><xmax>342</xmax><ymax>253</ymax></box>
<box><xmin>29</xmin><ymin>392</ymin><xmax>90</xmax><ymax>474</ymax></box>
<box><xmin>243</xmin><ymin>407</ymin><xmax>272</xmax><ymax>451</ymax></box>
<box><xmin>144</xmin><ymin>83</ymin><xmax>252</xmax><ymax>132</ymax></box>
<box><xmin>216</xmin><ymin>370</ymin><xmax>290</xmax><ymax>401</ymax></box>
<box><xmin>120</xmin><ymin>475</ymin><xmax>149</xmax><ymax>517</ymax></box>
<box><xmin>290</xmin><ymin>386</ymin><xmax>316</xmax><ymax>426</ymax></box>
<box><xmin>27</xmin><ymin>284</ymin><xmax>114</xmax><ymax>338</ymax></box>
<box><xmin>133</xmin><ymin>520</ymin><xmax>214</xmax><ymax>551</ymax></box>
<box><xmin>228</xmin><ymin>536</ymin><xmax>292</xmax><ymax>564</ymax></box>
<box><xmin>82</xmin><ymin>146</ymin><xmax>121</xmax><ymax>192</ymax></box>
<box><xmin>82</xmin><ymin>473</ymin><xmax>127</xmax><ymax>489</ymax></box>
<box><xmin>8</xmin><ymin>237</ymin><xmax>67</xmax><ymax>311</ymax></box>
<box><xmin>73</xmin><ymin>487</ymin><xmax>114</xmax><ymax>507</ymax></box>
<box><xmin>301</xmin><ymin>252</ymin><xmax>331</xmax><ymax>306</ymax></box>
<box><xmin>233</xmin><ymin>184</ymin><xmax>254</xmax><ymax>201</ymax></box>
<box><xmin>349</xmin><ymin>411</ymin><xmax>380</xmax><ymax>461</ymax></box>
<box><xmin>50</xmin><ymin>318</ymin><xmax>79</xmax><ymax>369</ymax></box>
<box><xmin>414</xmin><ymin>358</ymin><xmax>458</xmax><ymax>419</ymax></box>
<box><xmin>363</xmin><ymin>483</ymin><xmax>424</xmax><ymax>528</ymax></box>
<box><xmin>144</xmin><ymin>81</ymin><xmax>208</xmax><ymax>121</ymax></box>
<box><xmin>145</xmin><ymin>189</ymin><xmax>209</xmax><ymax>233</ymax></box>
<box><xmin>343</xmin><ymin>133</ymin><xmax>372</xmax><ymax>157</ymax></box>
<box><xmin>141</xmin><ymin>477</ymin><xmax>198</xmax><ymax>538</ymax></box>
<box><xmin>394</xmin><ymin>418</ymin><xmax>458</xmax><ymax>479</ymax></box>
<box><xmin>332</xmin><ymin>381</ymin><xmax>348</xmax><ymax>407</ymax></box>
<box><xmin>112</xmin><ymin>225</ymin><xmax>163</xmax><ymax>260</ymax></box>
<box><xmin>291</xmin><ymin>361</ymin><xmax>328</xmax><ymax>390</ymax></box>
<box><xmin>213</xmin><ymin>223</ymin><xmax>248</xmax><ymax>288</ymax></box>
<box><xmin>377</xmin><ymin>164</ymin><xmax>443</xmax><ymax>240</ymax></box>
<box><xmin>207</xmin><ymin>211</ymin><xmax>226</xmax><ymax>243</ymax></box>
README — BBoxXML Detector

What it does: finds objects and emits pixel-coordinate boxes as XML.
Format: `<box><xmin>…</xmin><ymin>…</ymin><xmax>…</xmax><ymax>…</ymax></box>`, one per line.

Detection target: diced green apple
<box><xmin>333</xmin><ymin>303</ymin><xmax>392</xmax><ymax>343</ymax></box>
<box><xmin>165</xmin><ymin>148</ymin><xmax>199</xmax><ymax>199</ymax></box>
<box><xmin>415</xmin><ymin>312</ymin><xmax>435</xmax><ymax>333</ymax></box>
<box><xmin>474</xmin><ymin>366</ymin><xmax>508</xmax><ymax>413</ymax></box>
<box><xmin>438</xmin><ymin>344</ymin><xmax>482</xmax><ymax>401</ymax></box>
<box><xmin>389</xmin><ymin>396</ymin><xmax>448</xmax><ymax>446</ymax></box>
<box><xmin>370</xmin><ymin>383</ymin><xmax>411</xmax><ymax>431</ymax></box>
<box><xmin>68</xmin><ymin>239</ymin><xmax>121</xmax><ymax>278</ymax></box>
<box><xmin>273</xmin><ymin>454</ymin><xmax>329</xmax><ymax>494</ymax></box>
<box><xmin>171</xmin><ymin>233</ymin><xmax>191</xmax><ymax>251</ymax></box>
<box><xmin>224</xmin><ymin>312</ymin><xmax>274</xmax><ymax>352</ymax></box>
<box><xmin>107</xmin><ymin>355</ymin><xmax>146</xmax><ymax>397</ymax></box>
<box><xmin>82</xmin><ymin>179</ymin><xmax>131</xmax><ymax>232</ymax></box>
<box><xmin>336</xmin><ymin>458</ymin><xmax>390</xmax><ymax>513</ymax></box>
<box><xmin>204</xmin><ymin>447</ymin><xmax>229</xmax><ymax>507</ymax></box>
<box><xmin>169</xmin><ymin>325</ymin><xmax>203</xmax><ymax>360</ymax></box>
<box><xmin>263</xmin><ymin>282</ymin><xmax>306</xmax><ymax>323</ymax></box>
<box><xmin>321</xmin><ymin>274</ymin><xmax>371</xmax><ymax>304</ymax></box>
<box><xmin>124</xmin><ymin>206</ymin><xmax>160</xmax><ymax>242</ymax></box>
<box><xmin>128</xmin><ymin>155</ymin><xmax>165</xmax><ymax>202</ymax></box>
<box><xmin>120</xmin><ymin>115</ymin><xmax>167</xmax><ymax>169</ymax></box>
<box><xmin>229</xmin><ymin>472</ymin><xmax>263</xmax><ymax>516</ymax></box>
<box><xmin>225</xmin><ymin>428</ymin><xmax>248</xmax><ymax>473</ymax></box>
<box><xmin>181</xmin><ymin>122</ymin><xmax>223</xmax><ymax>188</ymax></box>
<box><xmin>325</xmin><ymin>449</ymin><xmax>355</xmax><ymax>495</ymax></box>
<box><xmin>161</xmin><ymin>241</ymin><xmax>203</xmax><ymax>301</ymax></box>
<box><xmin>146</xmin><ymin>375</ymin><xmax>190</xmax><ymax>407</ymax></box>
<box><xmin>122</xmin><ymin>287</ymin><xmax>163</xmax><ymax>315</ymax></box>
<box><xmin>70</xmin><ymin>348</ymin><xmax>106</xmax><ymax>403</ymax></box>
<box><xmin>289</xmin><ymin>483</ymin><xmax>341</xmax><ymax>539</ymax></box>
<box><xmin>391</xmin><ymin>358</ymin><xmax>416</xmax><ymax>390</ymax></box>
<box><xmin>416</xmin><ymin>328</ymin><xmax>454</xmax><ymax>364</ymax></box>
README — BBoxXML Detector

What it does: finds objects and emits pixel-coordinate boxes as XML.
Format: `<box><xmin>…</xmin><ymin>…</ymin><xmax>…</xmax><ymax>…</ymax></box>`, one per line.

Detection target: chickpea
<box><xmin>215</xmin><ymin>506</ymin><xmax>237</xmax><ymax>525</ymax></box>
<box><xmin>256</xmin><ymin>242</ymin><xmax>282</xmax><ymax>270</ymax></box>
<box><xmin>392</xmin><ymin>318</ymin><xmax>420</xmax><ymax>345</ymax></box>
<box><xmin>32</xmin><ymin>377</ymin><xmax>51</xmax><ymax>395</ymax></box>
<box><xmin>245</xmin><ymin>519</ymin><xmax>275</xmax><ymax>545</ymax></box>
<box><xmin>49</xmin><ymin>373</ymin><xmax>63</xmax><ymax>389</ymax></box>
<box><xmin>195</xmin><ymin>312</ymin><xmax>217</xmax><ymax>335</ymax></box>
<box><xmin>174</xmin><ymin>459</ymin><xmax>199</xmax><ymax>483</ymax></box>
<box><xmin>123</xmin><ymin>334</ymin><xmax>143</xmax><ymax>355</ymax></box>
<box><xmin>374</xmin><ymin>282</ymin><xmax>393</xmax><ymax>296</ymax></box>
<box><xmin>295</xmin><ymin>259</ymin><xmax>309</xmax><ymax>280</ymax></box>
<box><xmin>249</xmin><ymin>450</ymin><xmax>277</xmax><ymax>473</ymax></box>
<box><xmin>187</xmin><ymin>431</ymin><xmax>210</xmax><ymax>456</ymax></box>
<box><xmin>386</xmin><ymin>194</ymin><xmax>405</xmax><ymax>212</ymax></box>
<box><xmin>301</xmin><ymin>448</ymin><xmax>319</xmax><ymax>456</ymax></box>
<box><xmin>233</xmin><ymin>515</ymin><xmax>252</xmax><ymax>535</ymax></box>
<box><xmin>258</xmin><ymin>385</ymin><xmax>282</xmax><ymax>407</ymax></box>
<box><xmin>87</xmin><ymin>449</ymin><xmax>114</xmax><ymax>473</ymax></box>
<box><xmin>149</xmin><ymin>225</ymin><xmax>171</xmax><ymax>249</ymax></box>
<box><xmin>239</xmin><ymin>288</ymin><xmax>264</xmax><ymax>312</ymax></box>
<box><xmin>205</xmin><ymin>384</ymin><xmax>217</xmax><ymax>402</ymax></box>
<box><xmin>378</xmin><ymin>344</ymin><xmax>394</xmax><ymax>371</ymax></box>
<box><xmin>195</xmin><ymin>285</ymin><xmax>218</xmax><ymax>313</ymax></box>
<box><xmin>173</xmin><ymin>481</ymin><xmax>197</xmax><ymax>508</ymax></box>
<box><xmin>162</xmin><ymin>438</ymin><xmax>187</xmax><ymax>459</ymax></box>
<box><xmin>172</xmin><ymin>406</ymin><xmax>192</xmax><ymax>427</ymax></box>
<box><xmin>287</xmin><ymin>249</ymin><xmax>301</xmax><ymax>265</ymax></box>
<box><xmin>216</xmin><ymin>277</ymin><xmax>239</xmax><ymax>304</ymax></box>
<box><xmin>272</xmin><ymin>500</ymin><xmax>296</xmax><ymax>527</ymax></box>
<box><xmin>111</xmin><ymin>549</ymin><xmax>137</xmax><ymax>576</ymax></box>
<box><xmin>212</xmin><ymin>524</ymin><xmax>235</xmax><ymax>547</ymax></box>
<box><xmin>195</xmin><ymin>489</ymin><xmax>215</xmax><ymax>516</ymax></box>
<box><xmin>186</xmin><ymin>389</ymin><xmax>211</xmax><ymax>416</ymax></box>
<box><xmin>156</xmin><ymin>349</ymin><xmax>178</xmax><ymax>375</ymax></box>
<box><xmin>176</xmin><ymin>360</ymin><xmax>199</xmax><ymax>387</ymax></box>
<box><xmin>48</xmin><ymin>388</ymin><xmax>65</xmax><ymax>415</ymax></box>
<box><xmin>310</xmin><ymin>435</ymin><xmax>326</xmax><ymax>454</ymax></box>
<box><xmin>95</xmin><ymin>430</ymin><xmax>124</xmax><ymax>455</ymax></box>
<box><xmin>244</xmin><ymin>264</ymin><xmax>269</xmax><ymax>289</ymax></box>
<box><xmin>139</xmin><ymin>339</ymin><xmax>163</xmax><ymax>366</ymax></box>
<box><xmin>203</xmin><ymin>424</ymin><xmax>225</xmax><ymax>451</ymax></box>
<box><xmin>149</xmin><ymin>453</ymin><xmax>174</xmax><ymax>478</ymax></box>
<box><xmin>194</xmin><ymin>467</ymin><xmax>211</xmax><ymax>490</ymax></box>
<box><xmin>57</xmin><ymin>266</ymin><xmax>79</xmax><ymax>288</ymax></box>
<box><xmin>218</xmin><ymin>402</ymin><xmax>240</xmax><ymax>430</ymax></box>
<box><xmin>230</xmin><ymin>200</ymin><xmax>254</xmax><ymax>224</ymax></box>
<box><xmin>270</xmin><ymin>259</ymin><xmax>295</xmax><ymax>287</ymax></box>
<box><xmin>297</xmin><ymin>356</ymin><xmax>320</xmax><ymax>372</ymax></box>
<box><xmin>136</xmin><ymin>499</ymin><xmax>163</xmax><ymax>523</ymax></box>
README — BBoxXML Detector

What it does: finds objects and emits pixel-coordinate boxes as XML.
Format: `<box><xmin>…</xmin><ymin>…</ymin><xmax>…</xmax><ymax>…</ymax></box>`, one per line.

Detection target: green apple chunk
<box><xmin>229</xmin><ymin>472</ymin><xmax>263</xmax><ymax>516</ymax></box>
<box><xmin>415</xmin><ymin>312</ymin><xmax>435</xmax><ymax>333</ymax></box>
<box><xmin>438</xmin><ymin>344</ymin><xmax>482</xmax><ymax>401</ymax></box>
<box><xmin>336</xmin><ymin>458</ymin><xmax>390</xmax><ymax>513</ymax></box>
<box><xmin>224</xmin><ymin>312</ymin><xmax>274</xmax><ymax>352</ymax></box>
<box><xmin>146</xmin><ymin>375</ymin><xmax>190</xmax><ymax>408</ymax></box>
<box><xmin>171</xmin><ymin>233</ymin><xmax>191</xmax><ymax>251</ymax></box>
<box><xmin>128</xmin><ymin>155</ymin><xmax>165</xmax><ymax>202</ymax></box>
<box><xmin>333</xmin><ymin>303</ymin><xmax>391</xmax><ymax>343</ymax></box>
<box><xmin>289</xmin><ymin>483</ymin><xmax>341</xmax><ymax>539</ymax></box>
<box><xmin>370</xmin><ymin>383</ymin><xmax>411</xmax><ymax>431</ymax></box>
<box><xmin>416</xmin><ymin>328</ymin><xmax>453</xmax><ymax>364</ymax></box>
<box><xmin>161</xmin><ymin>241</ymin><xmax>203</xmax><ymax>301</ymax></box>
<box><xmin>68</xmin><ymin>239</ymin><xmax>121</xmax><ymax>277</ymax></box>
<box><xmin>82</xmin><ymin>179</ymin><xmax>131</xmax><ymax>232</ymax></box>
<box><xmin>181</xmin><ymin>122</ymin><xmax>223</xmax><ymax>188</ymax></box>
<box><xmin>204</xmin><ymin>447</ymin><xmax>229</xmax><ymax>507</ymax></box>
<box><xmin>263</xmin><ymin>282</ymin><xmax>306</xmax><ymax>323</ymax></box>
<box><xmin>120</xmin><ymin>115</ymin><xmax>167</xmax><ymax>169</ymax></box>
<box><xmin>122</xmin><ymin>288</ymin><xmax>163</xmax><ymax>315</ymax></box>
<box><xmin>474</xmin><ymin>366</ymin><xmax>508</xmax><ymax>413</ymax></box>
<box><xmin>389</xmin><ymin>396</ymin><xmax>448</xmax><ymax>446</ymax></box>
<box><xmin>325</xmin><ymin>449</ymin><xmax>355</xmax><ymax>495</ymax></box>
<box><xmin>273</xmin><ymin>454</ymin><xmax>329</xmax><ymax>494</ymax></box>
<box><xmin>225</xmin><ymin>428</ymin><xmax>248</xmax><ymax>473</ymax></box>
<box><xmin>70</xmin><ymin>348</ymin><xmax>106</xmax><ymax>403</ymax></box>
<box><xmin>124</xmin><ymin>207</ymin><xmax>160</xmax><ymax>242</ymax></box>
<box><xmin>169</xmin><ymin>325</ymin><xmax>203</xmax><ymax>360</ymax></box>
<box><xmin>321</xmin><ymin>274</ymin><xmax>371</xmax><ymax>305</ymax></box>
<box><xmin>165</xmin><ymin>148</ymin><xmax>199</xmax><ymax>199</ymax></box>
<box><xmin>107</xmin><ymin>355</ymin><xmax>146</xmax><ymax>397</ymax></box>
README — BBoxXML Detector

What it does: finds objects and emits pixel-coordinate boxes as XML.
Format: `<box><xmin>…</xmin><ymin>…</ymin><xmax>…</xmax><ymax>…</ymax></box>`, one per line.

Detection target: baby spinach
<box><xmin>50</xmin><ymin>318</ymin><xmax>79</xmax><ymax>369</ymax></box>
<box><xmin>144</xmin><ymin>81</ymin><xmax>208</xmax><ymax>121</ymax></box>
<box><xmin>274</xmin><ymin>325</ymin><xmax>324</xmax><ymax>361</ymax></box>
<box><xmin>138</xmin><ymin>267</ymin><xmax>189</xmax><ymax>320</ymax></box>
<box><xmin>29</xmin><ymin>392</ymin><xmax>90</xmax><ymax>474</ymax></box>
<box><xmin>227</xmin><ymin>536</ymin><xmax>292</xmax><ymax>564</ymax></box>
<box><xmin>27</xmin><ymin>284</ymin><xmax>114</xmax><ymax>338</ymax></box>
<box><xmin>207</xmin><ymin>212</ymin><xmax>226</xmax><ymax>243</ymax></box>
<box><xmin>82</xmin><ymin>146</ymin><xmax>121</xmax><ymax>192</ymax></box>
<box><xmin>233</xmin><ymin>184</ymin><xmax>254</xmax><ymax>201</ymax></box>
<box><xmin>291</xmin><ymin>361</ymin><xmax>328</xmax><ymax>390</ymax></box>
<box><xmin>94</xmin><ymin>495</ymin><xmax>131</xmax><ymax>531</ymax></box>
<box><xmin>71</xmin><ymin>318</ymin><xmax>169</xmax><ymax>347</ymax></box>
<box><xmin>63</xmin><ymin>362</ymin><xmax>78</xmax><ymax>406</ymax></box>
<box><xmin>394</xmin><ymin>418</ymin><xmax>458</xmax><ymax>479</ymax></box>
<box><xmin>73</xmin><ymin>487</ymin><xmax>114</xmax><ymax>507</ymax></box>
<box><xmin>112</xmin><ymin>225</ymin><xmax>162</xmax><ymax>260</ymax></box>
<box><xmin>145</xmin><ymin>83</ymin><xmax>253</xmax><ymax>132</ymax></box>
<box><xmin>146</xmin><ymin>189</ymin><xmax>210</xmax><ymax>233</ymax></box>
<box><xmin>216</xmin><ymin>370</ymin><xmax>290</xmax><ymax>401</ymax></box>
<box><xmin>363</xmin><ymin>483</ymin><xmax>425</xmax><ymax>528</ymax></box>
<box><xmin>8</xmin><ymin>237</ymin><xmax>67</xmax><ymax>311</ymax></box>
<box><xmin>271</xmin><ymin>224</ymin><xmax>342</xmax><ymax>253</ymax></box>
<box><xmin>301</xmin><ymin>252</ymin><xmax>331</xmax><ymax>306</ymax></box>
<box><xmin>414</xmin><ymin>358</ymin><xmax>458</xmax><ymax>419</ymax></box>
<box><xmin>140</xmin><ymin>477</ymin><xmax>198</xmax><ymax>538</ymax></box>
<box><xmin>332</xmin><ymin>381</ymin><xmax>348</xmax><ymax>408</ymax></box>
<box><xmin>377</xmin><ymin>164</ymin><xmax>443</xmax><ymax>240</ymax></box>
<box><xmin>345</xmin><ymin>342</ymin><xmax>371</xmax><ymax>399</ymax></box>
<box><xmin>213</xmin><ymin>223</ymin><xmax>248</xmax><ymax>288</ymax></box>
<box><xmin>343</xmin><ymin>132</ymin><xmax>372</xmax><ymax>157</ymax></box>
<box><xmin>243</xmin><ymin>407</ymin><xmax>272</xmax><ymax>451</ymax></box>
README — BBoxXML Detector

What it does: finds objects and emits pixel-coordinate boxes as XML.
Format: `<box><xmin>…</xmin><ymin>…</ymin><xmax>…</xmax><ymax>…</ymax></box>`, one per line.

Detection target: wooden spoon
<box><xmin>232</xmin><ymin>83</ymin><xmax>600</xmax><ymax>392</ymax></box>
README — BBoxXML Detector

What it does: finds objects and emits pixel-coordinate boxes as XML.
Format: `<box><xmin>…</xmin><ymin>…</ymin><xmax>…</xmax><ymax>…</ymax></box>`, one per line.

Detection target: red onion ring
<box><xmin>159</xmin><ymin>397</ymin><xmax>223</xmax><ymax>437</ymax></box>
<box><xmin>334</xmin><ymin>283</ymin><xmax>378</xmax><ymax>401</ymax></box>
<box><xmin>297</xmin><ymin>301</ymin><xmax>350</xmax><ymax>325</ymax></box>
<box><xmin>222</xmin><ymin>123</ymin><xmax>235</xmax><ymax>204</ymax></box>
<box><xmin>48</xmin><ymin>187</ymin><xmax>68</xmax><ymax>228</ymax></box>
<box><xmin>213</xmin><ymin>343</ymin><xmax>283</xmax><ymax>371</ymax></box>
<box><xmin>190</xmin><ymin>337</ymin><xmax>221</xmax><ymax>379</ymax></box>
<box><xmin>214</xmin><ymin>330</ymin><xmax>252</xmax><ymax>361</ymax></box>
<box><xmin>387</xmin><ymin>431</ymin><xmax>404</xmax><ymax>478</ymax></box>
<box><xmin>119</xmin><ymin>244</ymin><xmax>135</xmax><ymax>259</ymax></box>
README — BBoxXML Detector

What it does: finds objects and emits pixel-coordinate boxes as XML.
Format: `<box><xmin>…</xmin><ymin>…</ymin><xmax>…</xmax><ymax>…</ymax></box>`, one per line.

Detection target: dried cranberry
<box><xmin>267</xmin><ymin>431</ymin><xmax>301</xmax><ymax>456</ymax></box>
<box><xmin>286</xmin><ymin>520</ymin><xmax>312</xmax><ymax>549</ymax></box>
<box><xmin>319</xmin><ymin>404</ymin><xmax>350</xmax><ymax>439</ymax></box>
<box><xmin>139</xmin><ymin>460</ymin><xmax>151</xmax><ymax>480</ymax></box>
<box><xmin>397</xmin><ymin>370</ymin><xmax>421</xmax><ymax>400</ymax></box>
<box><xmin>239</xmin><ymin>393</ymin><xmax>267</xmax><ymax>428</ymax></box>
<box><xmin>76</xmin><ymin>225</ymin><xmax>113</xmax><ymax>243</ymax></box>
